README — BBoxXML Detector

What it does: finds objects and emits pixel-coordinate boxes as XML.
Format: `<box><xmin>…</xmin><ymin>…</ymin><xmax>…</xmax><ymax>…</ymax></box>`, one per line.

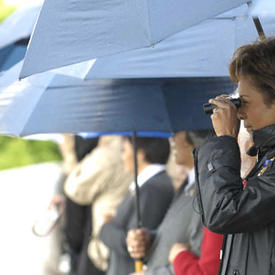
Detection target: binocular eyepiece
<box><xmin>203</xmin><ymin>98</ymin><xmax>241</xmax><ymax>114</ymax></box>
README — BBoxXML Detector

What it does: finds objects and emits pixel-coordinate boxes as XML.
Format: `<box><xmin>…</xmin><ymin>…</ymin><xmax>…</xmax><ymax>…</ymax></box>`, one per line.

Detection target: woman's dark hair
<box><xmin>229</xmin><ymin>37</ymin><xmax>275</xmax><ymax>105</ymax></box>
<box><xmin>126</xmin><ymin>137</ymin><xmax>170</xmax><ymax>164</ymax></box>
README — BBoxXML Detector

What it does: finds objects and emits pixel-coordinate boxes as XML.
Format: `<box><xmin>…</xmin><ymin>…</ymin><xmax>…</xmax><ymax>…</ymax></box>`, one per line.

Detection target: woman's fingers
<box><xmin>209</xmin><ymin>98</ymin><xmax>237</xmax><ymax>110</ymax></box>
<box><xmin>209</xmin><ymin>99</ymin><xmax>228</xmax><ymax>109</ymax></box>
<box><xmin>207</xmin><ymin>95</ymin><xmax>240</xmax><ymax>138</ymax></box>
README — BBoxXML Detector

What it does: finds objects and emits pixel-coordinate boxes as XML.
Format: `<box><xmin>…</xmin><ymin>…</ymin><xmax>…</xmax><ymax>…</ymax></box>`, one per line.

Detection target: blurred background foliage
<box><xmin>0</xmin><ymin>135</ymin><xmax>62</xmax><ymax>170</ymax></box>
<box><xmin>0</xmin><ymin>0</ymin><xmax>16</xmax><ymax>23</ymax></box>
<box><xmin>0</xmin><ymin>2</ymin><xmax>63</xmax><ymax>170</ymax></box>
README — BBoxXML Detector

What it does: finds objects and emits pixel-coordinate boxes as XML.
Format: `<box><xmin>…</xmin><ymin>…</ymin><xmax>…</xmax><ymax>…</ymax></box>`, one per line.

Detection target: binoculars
<box><xmin>203</xmin><ymin>98</ymin><xmax>241</xmax><ymax>114</ymax></box>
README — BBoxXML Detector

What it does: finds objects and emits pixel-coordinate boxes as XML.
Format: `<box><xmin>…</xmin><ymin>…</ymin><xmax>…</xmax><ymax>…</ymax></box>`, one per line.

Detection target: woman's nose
<box><xmin>237</xmin><ymin>106</ymin><xmax>246</xmax><ymax>120</ymax></box>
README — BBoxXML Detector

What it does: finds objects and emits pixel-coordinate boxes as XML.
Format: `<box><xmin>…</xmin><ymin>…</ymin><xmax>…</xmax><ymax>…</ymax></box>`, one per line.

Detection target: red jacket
<box><xmin>173</xmin><ymin>227</ymin><xmax>223</xmax><ymax>275</ymax></box>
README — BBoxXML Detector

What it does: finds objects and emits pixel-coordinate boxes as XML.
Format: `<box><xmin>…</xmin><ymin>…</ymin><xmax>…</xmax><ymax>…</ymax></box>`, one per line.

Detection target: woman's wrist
<box><xmin>215</xmin><ymin>130</ymin><xmax>238</xmax><ymax>138</ymax></box>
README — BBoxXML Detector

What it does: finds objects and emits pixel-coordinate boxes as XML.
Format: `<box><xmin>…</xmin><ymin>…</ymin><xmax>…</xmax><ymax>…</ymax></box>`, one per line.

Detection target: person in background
<box><xmin>64</xmin><ymin>136</ymin><xmax>132</xmax><ymax>275</ymax></box>
<box><xmin>168</xmin><ymin>227</ymin><xmax>223</xmax><ymax>275</ymax></box>
<box><xmin>127</xmin><ymin>131</ymin><xmax>222</xmax><ymax>275</ymax></box>
<box><xmin>99</xmin><ymin>137</ymin><xmax>174</xmax><ymax>275</ymax></box>
<box><xmin>50</xmin><ymin>134</ymin><xmax>99</xmax><ymax>209</ymax></box>
<box><xmin>44</xmin><ymin>134</ymin><xmax>98</xmax><ymax>275</ymax></box>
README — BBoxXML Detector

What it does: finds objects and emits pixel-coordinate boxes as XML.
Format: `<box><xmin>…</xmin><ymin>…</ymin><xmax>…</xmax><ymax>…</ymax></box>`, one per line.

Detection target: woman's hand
<box><xmin>169</xmin><ymin>243</ymin><xmax>190</xmax><ymax>263</ymax></box>
<box><xmin>209</xmin><ymin>95</ymin><xmax>240</xmax><ymax>138</ymax></box>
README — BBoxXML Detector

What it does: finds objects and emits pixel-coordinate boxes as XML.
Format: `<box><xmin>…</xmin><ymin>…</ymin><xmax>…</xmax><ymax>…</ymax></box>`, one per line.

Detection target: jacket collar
<box><xmin>253</xmin><ymin>124</ymin><xmax>275</xmax><ymax>149</ymax></box>
<box><xmin>248</xmin><ymin>124</ymin><xmax>275</xmax><ymax>156</ymax></box>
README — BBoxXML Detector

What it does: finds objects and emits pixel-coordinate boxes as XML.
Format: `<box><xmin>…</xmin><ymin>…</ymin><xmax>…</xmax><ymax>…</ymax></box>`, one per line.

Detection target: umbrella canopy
<box><xmin>0</xmin><ymin>39</ymin><xmax>28</xmax><ymax>72</ymax></box>
<box><xmin>0</xmin><ymin>60</ymin><xmax>23</xmax><ymax>87</ymax></box>
<box><xmin>250</xmin><ymin>0</ymin><xmax>275</xmax><ymax>17</ymax></box>
<box><xmin>0</xmin><ymin>3</ymin><xmax>42</xmax><ymax>72</ymax></box>
<box><xmin>0</xmin><ymin>3</ymin><xmax>41</xmax><ymax>49</ymax></box>
<box><xmin>19</xmin><ymin>0</ymin><xmax>249</xmax><ymax>78</ymax></box>
<box><xmin>85</xmin><ymin>8</ymin><xmax>275</xmax><ymax>79</ymax></box>
<box><xmin>0</xmin><ymin>72</ymin><xmax>235</xmax><ymax>136</ymax></box>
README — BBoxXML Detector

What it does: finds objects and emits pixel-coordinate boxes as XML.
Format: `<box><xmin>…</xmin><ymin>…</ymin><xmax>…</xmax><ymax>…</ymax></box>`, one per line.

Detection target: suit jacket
<box><xmin>99</xmin><ymin>171</ymin><xmax>174</xmax><ymax>275</ymax></box>
<box><xmin>145</xmin><ymin>180</ymin><xmax>203</xmax><ymax>275</ymax></box>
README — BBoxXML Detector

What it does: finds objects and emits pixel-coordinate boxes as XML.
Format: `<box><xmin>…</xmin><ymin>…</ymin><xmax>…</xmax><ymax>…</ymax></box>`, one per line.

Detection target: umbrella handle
<box><xmin>135</xmin><ymin>259</ymin><xmax>143</xmax><ymax>272</ymax></box>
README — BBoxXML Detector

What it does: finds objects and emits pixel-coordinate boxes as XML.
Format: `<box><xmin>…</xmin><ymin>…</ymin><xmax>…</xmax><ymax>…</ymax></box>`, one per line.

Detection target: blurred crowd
<box><xmin>44</xmin><ymin>126</ymin><xmax>255</xmax><ymax>275</ymax></box>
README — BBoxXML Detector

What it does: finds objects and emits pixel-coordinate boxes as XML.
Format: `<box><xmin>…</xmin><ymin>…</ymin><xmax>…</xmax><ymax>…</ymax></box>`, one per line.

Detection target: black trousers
<box><xmin>65</xmin><ymin>197</ymin><xmax>105</xmax><ymax>275</ymax></box>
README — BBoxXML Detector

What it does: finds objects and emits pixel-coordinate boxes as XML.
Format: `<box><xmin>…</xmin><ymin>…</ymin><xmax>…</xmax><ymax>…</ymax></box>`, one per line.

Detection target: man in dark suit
<box><xmin>99</xmin><ymin>137</ymin><xmax>174</xmax><ymax>275</ymax></box>
<box><xmin>126</xmin><ymin>131</ymin><xmax>211</xmax><ymax>275</ymax></box>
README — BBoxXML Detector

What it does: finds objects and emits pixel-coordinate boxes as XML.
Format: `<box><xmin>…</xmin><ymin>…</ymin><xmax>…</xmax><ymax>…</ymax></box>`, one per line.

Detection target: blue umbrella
<box><xmin>85</xmin><ymin>5</ymin><xmax>275</xmax><ymax>80</ymax></box>
<box><xmin>0</xmin><ymin>3</ymin><xmax>41</xmax><ymax>49</ymax></box>
<box><xmin>0</xmin><ymin>3</ymin><xmax>41</xmax><ymax>72</ymax></box>
<box><xmin>250</xmin><ymin>0</ymin><xmax>275</xmax><ymax>17</ymax></box>
<box><xmin>0</xmin><ymin>61</ymin><xmax>23</xmax><ymax>89</ymax></box>
<box><xmin>0</xmin><ymin>39</ymin><xmax>28</xmax><ymax>72</ymax></box>
<box><xmin>19</xmin><ymin>0</ymin><xmax>249</xmax><ymax>78</ymax></box>
<box><xmin>0</xmin><ymin>71</ymin><xmax>235</xmax><ymax>136</ymax></box>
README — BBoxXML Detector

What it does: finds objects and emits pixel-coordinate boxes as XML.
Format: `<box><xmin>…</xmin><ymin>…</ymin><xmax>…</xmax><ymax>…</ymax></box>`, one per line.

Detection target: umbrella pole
<box><xmin>131</xmin><ymin>131</ymin><xmax>144</xmax><ymax>272</ymax></box>
<box><xmin>247</xmin><ymin>1</ymin><xmax>266</xmax><ymax>40</ymax></box>
<box><xmin>252</xmin><ymin>17</ymin><xmax>266</xmax><ymax>40</ymax></box>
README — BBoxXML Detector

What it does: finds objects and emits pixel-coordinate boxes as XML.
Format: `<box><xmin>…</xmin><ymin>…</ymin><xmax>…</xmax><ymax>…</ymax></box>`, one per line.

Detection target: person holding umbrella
<box><xmin>126</xmin><ymin>130</ymin><xmax>223</xmax><ymax>275</ymax></box>
<box><xmin>99</xmin><ymin>137</ymin><xmax>174</xmax><ymax>275</ymax></box>
<box><xmin>195</xmin><ymin>37</ymin><xmax>275</xmax><ymax>275</ymax></box>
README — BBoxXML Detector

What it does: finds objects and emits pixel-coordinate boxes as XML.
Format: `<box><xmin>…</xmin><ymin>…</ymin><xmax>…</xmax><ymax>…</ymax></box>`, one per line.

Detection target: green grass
<box><xmin>0</xmin><ymin>0</ymin><xmax>16</xmax><ymax>23</ymax></box>
<box><xmin>0</xmin><ymin>135</ymin><xmax>62</xmax><ymax>171</ymax></box>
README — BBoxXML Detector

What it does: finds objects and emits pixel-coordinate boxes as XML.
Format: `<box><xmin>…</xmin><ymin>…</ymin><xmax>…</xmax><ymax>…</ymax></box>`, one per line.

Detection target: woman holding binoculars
<box><xmin>195</xmin><ymin>37</ymin><xmax>275</xmax><ymax>275</ymax></box>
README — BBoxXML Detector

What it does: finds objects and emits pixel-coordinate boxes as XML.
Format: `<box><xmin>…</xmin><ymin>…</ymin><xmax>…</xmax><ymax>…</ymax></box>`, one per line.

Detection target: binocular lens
<box><xmin>203</xmin><ymin>98</ymin><xmax>241</xmax><ymax>114</ymax></box>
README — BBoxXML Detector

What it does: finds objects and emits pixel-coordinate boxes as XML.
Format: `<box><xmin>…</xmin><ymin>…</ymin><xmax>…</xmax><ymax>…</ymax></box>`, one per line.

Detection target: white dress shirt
<box><xmin>129</xmin><ymin>164</ymin><xmax>166</xmax><ymax>192</ymax></box>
